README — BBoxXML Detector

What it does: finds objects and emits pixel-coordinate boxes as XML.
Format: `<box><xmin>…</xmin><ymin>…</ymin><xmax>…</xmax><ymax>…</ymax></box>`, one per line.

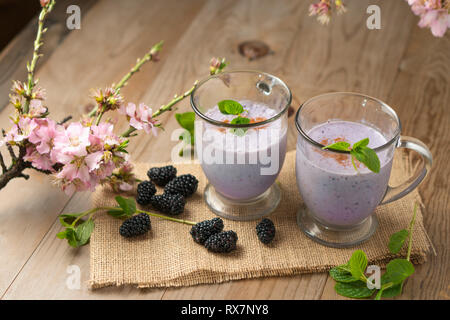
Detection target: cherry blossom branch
<box><xmin>120</xmin><ymin>81</ymin><xmax>199</xmax><ymax>138</ymax></box>
<box><xmin>23</xmin><ymin>0</ymin><xmax>55</xmax><ymax>114</ymax></box>
<box><xmin>88</xmin><ymin>41</ymin><xmax>164</xmax><ymax>121</ymax></box>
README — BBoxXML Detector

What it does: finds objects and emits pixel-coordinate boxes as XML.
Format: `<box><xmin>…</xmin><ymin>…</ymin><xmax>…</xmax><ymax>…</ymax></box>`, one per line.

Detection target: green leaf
<box><xmin>380</xmin><ymin>273</ymin><xmax>404</xmax><ymax>298</ymax></box>
<box><xmin>56</xmin><ymin>230</ymin><xmax>67</xmax><ymax>239</ymax></box>
<box><xmin>175</xmin><ymin>112</ymin><xmax>195</xmax><ymax>131</ymax></box>
<box><xmin>359</xmin><ymin>146</ymin><xmax>380</xmax><ymax>173</ymax></box>
<box><xmin>388</xmin><ymin>229</ymin><xmax>409</xmax><ymax>254</ymax></box>
<box><xmin>218</xmin><ymin>100</ymin><xmax>244</xmax><ymax>115</ymax></box>
<box><xmin>334</xmin><ymin>281</ymin><xmax>375</xmax><ymax>299</ymax></box>
<box><xmin>65</xmin><ymin>228</ymin><xmax>78</xmax><ymax>248</ymax></box>
<box><xmin>349</xmin><ymin>250</ymin><xmax>368</xmax><ymax>280</ymax></box>
<box><xmin>75</xmin><ymin>219</ymin><xmax>95</xmax><ymax>246</ymax></box>
<box><xmin>329</xmin><ymin>266</ymin><xmax>359</xmax><ymax>283</ymax></box>
<box><xmin>115</xmin><ymin>196</ymin><xmax>136</xmax><ymax>215</ymax></box>
<box><xmin>59</xmin><ymin>213</ymin><xmax>84</xmax><ymax>227</ymax></box>
<box><xmin>322</xmin><ymin>141</ymin><xmax>351</xmax><ymax>151</ymax></box>
<box><xmin>385</xmin><ymin>259</ymin><xmax>414</xmax><ymax>284</ymax></box>
<box><xmin>107</xmin><ymin>208</ymin><xmax>128</xmax><ymax>218</ymax></box>
<box><xmin>352</xmin><ymin>138</ymin><xmax>369</xmax><ymax>149</ymax></box>
<box><xmin>381</xmin><ymin>282</ymin><xmax>404</xmax><ymax>298</ymax></box>
<box><xmin>230</xmin><ymin>116</ymin><xmax>251</xmax><ymax>136</ymax></box>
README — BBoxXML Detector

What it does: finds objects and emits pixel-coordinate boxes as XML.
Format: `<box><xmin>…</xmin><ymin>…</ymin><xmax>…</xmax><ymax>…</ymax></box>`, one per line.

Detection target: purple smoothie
<box><xmin>296</xmin><ymin>121</ymin><xmax>393</xmax><ymax>228</ymax></box>
<box><xmin>197</xmin><ymin>100</ymin><xmax>287</xmax><ymax>200</ymax></box>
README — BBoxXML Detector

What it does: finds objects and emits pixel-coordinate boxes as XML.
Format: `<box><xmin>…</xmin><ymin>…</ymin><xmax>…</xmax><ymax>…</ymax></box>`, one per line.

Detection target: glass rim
<box><xmin>190</xmin><ymin>70</ymin><xmax>292</xmax><ymax>128</ymax></box>
<box><xmin>294</xmin><ymin>92</ymin><xmax>402</xmax><ymax>153</ymax></box>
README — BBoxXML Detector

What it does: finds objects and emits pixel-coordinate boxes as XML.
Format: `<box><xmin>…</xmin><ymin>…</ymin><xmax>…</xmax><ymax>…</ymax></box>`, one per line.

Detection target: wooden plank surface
<box><xmin>0</xmin><ymin>0</ymin><xmax>448</xmax><ymax>300</ymax></box>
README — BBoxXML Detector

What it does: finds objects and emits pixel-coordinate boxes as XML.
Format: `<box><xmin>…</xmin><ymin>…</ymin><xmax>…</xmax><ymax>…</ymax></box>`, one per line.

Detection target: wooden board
<box><xmin>0</xmin><ymin>0</ymin><xmax>448</xmax><ymax>300</ymax></box>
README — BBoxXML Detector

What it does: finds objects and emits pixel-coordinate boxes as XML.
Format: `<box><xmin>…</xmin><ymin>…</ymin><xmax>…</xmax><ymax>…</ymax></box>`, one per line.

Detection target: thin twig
<box><xmin>58</xmin><ymin>115</ymin><xmax>73</xmax><ymax>125</ymax></box>
<box><xmin>23</xmin><ymin>0</ymin><xmax>56</xmax><ymax>114</ymax></box>
<box><xmin>0</xmin><ymin>152</ymin><xmax>7</xmax><ymax>173</ymax></box>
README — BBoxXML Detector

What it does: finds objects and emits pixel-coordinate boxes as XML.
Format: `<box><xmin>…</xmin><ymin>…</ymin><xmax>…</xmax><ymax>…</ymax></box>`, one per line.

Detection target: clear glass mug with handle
<box><xmin>295</xmin><ymin>92</ymin><xmax>432</xmax><ymax>248</ymax></box>
<box><xmin>191</xmin><ymin>70</ymin><xmax>291</xmax><ymax>221</ymax></box>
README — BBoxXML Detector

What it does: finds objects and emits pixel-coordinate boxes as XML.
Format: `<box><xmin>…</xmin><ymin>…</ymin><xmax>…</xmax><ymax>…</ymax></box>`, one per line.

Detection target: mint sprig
<box><xmin>322</xmin><ymin>137</ymin><xmax>380</xmax><ymax>173</ymax></box>
<box><xmin>218</xmin><ymin>99</ymin><xmax>244</xmax><ymax>115</ymax></box>
<box><xmin>330</xmin><ymin>203</ymin><xmax>418</xmax><ymax>300</ymax></box>
<box><xmin>217</xmin><ymin>99</ymin><xmax>251</xmax><ymax>137</ymax></box>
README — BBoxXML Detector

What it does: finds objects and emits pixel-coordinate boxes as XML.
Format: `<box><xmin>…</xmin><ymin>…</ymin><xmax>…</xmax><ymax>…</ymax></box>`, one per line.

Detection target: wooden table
<box><xmin>0</xmin><ymin>0</ymin><xmax>448</xmax><ymax>300</ymax></box>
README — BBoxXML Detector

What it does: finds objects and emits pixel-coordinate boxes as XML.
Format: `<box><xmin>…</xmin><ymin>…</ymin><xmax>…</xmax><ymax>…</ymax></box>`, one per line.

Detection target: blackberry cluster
<box><xmin>204</xmin><ymin>230</ymin><xmax>238</xmax><ymax>253</ymax></box>
<box><xmin>164</xmin><ymin>174</ymin><xmax>198</xmax><ymax>197</ymax></box>
<box><xmin>136</xmin><ymin>181</ymin><xmax>156</xmax><ymax>206</ymax></box>
<box><xmin>256</xmin><ymin>218</ymin><xmax>276</xmax><ymax>244</ymax></box>
<box><xmin>119</xmin><ymin>213</ymin><xmax>151</xmax><ymax>238</ymax></box>
<box><xmin>150</xmin><ymin>193</ymin><xmax>185</xmax><ymax>215</ymax></box>
<box><xmin>147</xmin><ymin>165</ymin><xmax>177</xmax><ymax>186</ymax></box>
<box><xmin>190</xmin><ymin>218</ymin><xmax>224</xmax><ymax>244</ymax></box>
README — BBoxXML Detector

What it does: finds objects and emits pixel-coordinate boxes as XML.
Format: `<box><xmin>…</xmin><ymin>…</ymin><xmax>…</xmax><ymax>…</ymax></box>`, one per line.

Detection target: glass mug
<box><xmin>295</xmin><ymin>92</ymin><xmax>432</xmax><ymax>247</ymax></box>
<box><xmin>191</xmin><ymin>70</ymin><xmax>291</xmax><ymax>220</ymax></box>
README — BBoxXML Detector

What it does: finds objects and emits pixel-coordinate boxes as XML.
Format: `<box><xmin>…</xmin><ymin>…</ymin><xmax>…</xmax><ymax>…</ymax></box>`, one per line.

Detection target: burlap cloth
<box><xmin>89</xmin><ymin>150</ymin><xmax>432</xmax><ymax>289</ymax></box>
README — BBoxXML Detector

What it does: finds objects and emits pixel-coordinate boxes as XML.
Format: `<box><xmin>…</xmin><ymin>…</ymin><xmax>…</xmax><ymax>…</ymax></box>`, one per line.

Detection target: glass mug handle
<box><xmin>381</xmin><ymin>136</ymin><xmax>432</xmax><ymax>205</ymax></box>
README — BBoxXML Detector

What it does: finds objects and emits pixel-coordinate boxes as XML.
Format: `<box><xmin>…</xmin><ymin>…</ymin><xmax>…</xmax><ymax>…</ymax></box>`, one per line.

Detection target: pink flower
<box><xmin>4</xmin><ymin>117</ymin><xmax>38</xmax><ymax>144</ymax></box>
<box><xmin>29</xmin><ymin>99</ymin><xmax>47</xmax><ymax>117</ymax></box>
<box><xmin>407</xmin><ymin>0</ymin><xmax>449</xmax><ymax>37</ymax></box>
<box><xmin>24</xmin><ymin>146</ymin><xmax>55</xmax><ymax>172</ymax></box>
<box><xmin>28</xmin><ymin>118</ymin><xmax>61</xmax><ymax>158</ymax></box>
<box><xmin>54</xmin><ymin>122</ymin><xmax>90</xmax><ymax>158</ymax></box>
<box><xmin>309</xmin><ymin>1</ymin><xmax>332</xmax><ymax>25</ymax></box>
<box><xmin>90</xmin><ymin>122</ymin><xmax>121</xmax><ymax>149</ymax></box>
<box><xmin>120</xmin><ymin>102</ymin><xmax>158</xmax><ymax>136</ymax></box>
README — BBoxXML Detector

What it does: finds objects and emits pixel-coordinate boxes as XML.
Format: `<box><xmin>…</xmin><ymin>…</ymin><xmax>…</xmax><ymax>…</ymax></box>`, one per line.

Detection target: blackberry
<box><xmin>204</xmin><ymin>230</ymin><xmax>238</xmax><ymax>253</ymax></box>
<box><xmin>119</xmin><ymin>213</ymin><xmax>151</xmax><ymax>238</ymax></box>
<box><xmin>190</xmin><ymin>217</ymin><xmax>224</xmax><ymax>244</ymax></box>
<box><xmin>256</xmin><ymin>218</ymin><xmax>275</xmax><ymax>244</ymax></box>
<box><xmin>164</xmin><ymin>174</ymin><xmax>198</xmax><ymax>197</ymax></box>
<box><xmin>150</xmin><ymin>193</ymin><xmax>185</xmax><ymax>215</ymax></box>
<box><xmin>136</xmin><ymin>180</ymin><xmax>156</xmax><ymax>206</ymax></box>
<box><xmin>147</xmin><ymin>165</ymin><xmax>177</xmax><ymax>186</ymax></box>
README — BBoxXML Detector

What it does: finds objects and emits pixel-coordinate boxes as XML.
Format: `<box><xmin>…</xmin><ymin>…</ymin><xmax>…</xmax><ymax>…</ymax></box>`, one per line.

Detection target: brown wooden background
<box><xmin>0</xmin><ymin>0</ymin><xmax>448</xmax><ymax>299</ymax></box>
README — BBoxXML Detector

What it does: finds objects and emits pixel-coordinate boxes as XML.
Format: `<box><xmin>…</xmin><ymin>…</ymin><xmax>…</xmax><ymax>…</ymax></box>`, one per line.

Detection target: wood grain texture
<box><xmin>0</xmin><ymin>0</ymin><xmax>448</xmax><ymax>300</ymax></box>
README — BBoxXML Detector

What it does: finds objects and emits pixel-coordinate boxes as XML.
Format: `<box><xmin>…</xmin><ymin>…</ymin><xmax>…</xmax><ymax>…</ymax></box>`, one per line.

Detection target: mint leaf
<box><xmin>385</xmin><ymin>259</ymin><xmax>414</xmax><ymax>284</ymax></box>
<box><xmin>59</xmin><ymin>213</ymin><xmax>84</xmax><ymax>227</ymax></box>
<box><xmin>388</xmin><ymin>229</ymin><xmax>409</xmax><ymax>254</ymax></box>
<box><xmin>352</xmin><ymin>138</ymin><xmax>369</xmax><ymax>149</ymax></box>
<box><xmin>218</xmin><ymin>100</ymin><xmax>244</xmax><ymax>115</ymax></box>
<box><xmin>334</xmin><ymin>281</ymin><xmax>375</xmax><ymax>299</ymax></box>
<box><xmin>175</xmin><ymin>112</ymin><xmax>195</xmax><ymax>132</ymax></box>
<box><xmin>230</xmin><ymin>116</ymin><xmax>250</xmax><ymax>136</ymax></box>
<box><xmin>75</xmin><ymin>219</ymin><xmax>94</xmax><ymax>246</ymax></box>
<box><xmin>329</xmin><ymin>266</ymin><xmax>359</xmax><ymax>283</ymax></box>
<box><xmin>115</xmin><ymin>196</ymin><xmax>136</xmax><ymax>215</ymax></box>
<box><xmin>349</xmin><ymin>250</ymin><xmax>368</xmax><ymax>280</ymax></box>
<box><xmin>323</xmin><ymin>137</ymin><xmax>381</xmax><ymax>173</ymax></box>
<box><xmin>380</xmin><ymin>273</ymin><xmax>404</xmax><ymax>298</ymax></box>
<box><xmin>107</xmin><ymin>208</ymin><xmax>128</xmax><ymax>218</ymax></box>
<box><xmin>358</xmin><ymin>146</ymin><xmax>380</xmax><ymax>173</ymax></box>
<box><xmin>322</xmin><ymin>141</ymin><xmax>351</xmax><ymax>151</ymax></box>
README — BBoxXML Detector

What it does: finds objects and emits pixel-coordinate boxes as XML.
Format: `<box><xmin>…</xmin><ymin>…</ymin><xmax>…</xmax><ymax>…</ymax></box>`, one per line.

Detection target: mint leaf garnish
<box><xmin>329</xmin><ymin>265</ymin><xmax>359</xmax><ymax>283</ymax></box>
<box><xmin>348</xmin><ymin>250</ymin><xmax>368</xmax><ymax>280</ymax></box>
<box><xmin>229</xmin><ymin>116</ymin><xmax>250</xmax><ymax>136</ymax></box>
<box><xmin>322</xmin><ymin>141</ymin><xmax>351</xmax><ymax>151</ymax></box>
<box><xmin>218</xmin><ymin>99</ymin><xmax>244</xmax><ymax>115</ymax></box>
<box><xmin>330</xmin><ymin>203</ymin><xmax>418</xmax><ymax>300</ymax></box>
<box><xmin>322</xmin><ymin>137</ymin><xmax>381</xmax><ymax>173</ymax></box>
<box><xmin>115</xmin><ymin>196</ymin><xmax>136</xmax><ymax>216</ymax></box>
<box><xmin>388</xmin><ymin>229</ymin><xmax>409</xmax><ymax>254</ymax></box>
<box><xmin>334</xmin><ymin>281</ymin><xmax>376</xmax><ymax>299</ymax></box>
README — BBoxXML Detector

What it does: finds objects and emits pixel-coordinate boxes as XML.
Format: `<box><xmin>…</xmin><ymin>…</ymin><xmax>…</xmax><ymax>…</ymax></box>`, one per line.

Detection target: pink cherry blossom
<box><xmin>407</xmin><ymin>0</ymin><xmax>449</xmax><ymax>37</ymax></box>
<box><xmin>54</xmin><ymin>122</ymin><xmax>90</xmax><ymax>158</ymax></box>
<box><xmin>120</xmin><ymin>102</ymin><xmax>158</xmax><ymax>136</ymax></box>
<box><xmin>28</xmin><ymin>99</ymin><xmax>47</xmax><ymax>117</ymax></box>
<box><xmin>28</xmin><ymin>118</ymin><xmax>61</xmax><ymax>160</ymax></box>
<box><xmin>24</xmin><ymin>146</ymin><xmax>55</xmax><ymax>172</ymax></box>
